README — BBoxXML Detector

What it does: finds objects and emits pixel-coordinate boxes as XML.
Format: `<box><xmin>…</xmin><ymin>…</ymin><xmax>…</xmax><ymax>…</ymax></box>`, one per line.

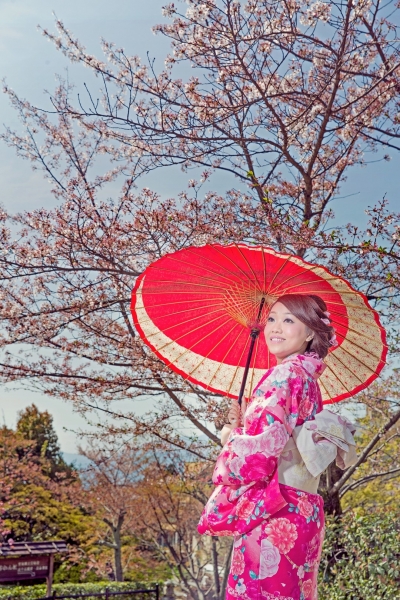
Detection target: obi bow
<box><xmin>292</xmin><ymin>409</ymin><xmax>357</xmax><ymax>477</ymax></box>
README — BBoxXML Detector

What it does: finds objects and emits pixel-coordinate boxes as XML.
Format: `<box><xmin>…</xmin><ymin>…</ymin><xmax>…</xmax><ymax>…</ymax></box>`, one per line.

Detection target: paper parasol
<box><xmin>131</xmin><ymin>243</ymin><xmax>387</xmax><ymax>404</ymax></box>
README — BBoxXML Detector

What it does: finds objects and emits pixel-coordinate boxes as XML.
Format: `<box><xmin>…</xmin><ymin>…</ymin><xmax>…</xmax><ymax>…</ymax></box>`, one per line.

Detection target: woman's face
<box><xmin>264</xmin><ymin>301</ymin><xmax>312</xmax><ymax>363</ymax></box>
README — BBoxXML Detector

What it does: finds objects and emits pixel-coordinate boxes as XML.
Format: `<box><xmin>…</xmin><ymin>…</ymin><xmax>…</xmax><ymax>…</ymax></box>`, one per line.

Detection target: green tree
<box><xmin>16</xmin><ymin>404</ymin><xmax>72</xmax><ymax>479</ymax></box>
<box><xmin>0</xmin><ymin>422</ymin><xmax>100</xmax><ymax>582</ymax></box>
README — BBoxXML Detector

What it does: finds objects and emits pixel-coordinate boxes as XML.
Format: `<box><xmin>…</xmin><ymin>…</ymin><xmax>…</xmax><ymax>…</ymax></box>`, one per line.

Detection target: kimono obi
<box><xmin>278</xmin><ymin>409</ymin><xmax>357</xmax><ymax>494</ymax></box>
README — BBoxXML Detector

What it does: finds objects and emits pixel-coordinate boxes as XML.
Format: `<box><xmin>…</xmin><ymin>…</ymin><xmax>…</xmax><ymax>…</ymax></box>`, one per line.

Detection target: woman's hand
<box><xmin>220</xmin><ymin>400</ymin><xmax>247</xmax><ymax>446</ymax></box>
<box><xmin>227</xmin><ymin>399</ymin><xmax>246</xmax><ymax>428</ymax></box>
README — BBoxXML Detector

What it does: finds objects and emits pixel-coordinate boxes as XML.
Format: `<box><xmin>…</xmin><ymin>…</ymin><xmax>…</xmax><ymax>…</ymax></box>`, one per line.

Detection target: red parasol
<box><xmin>131</xmin><ymin>243</ymin><xmax>387</xmax><ymax>404</ymax></box>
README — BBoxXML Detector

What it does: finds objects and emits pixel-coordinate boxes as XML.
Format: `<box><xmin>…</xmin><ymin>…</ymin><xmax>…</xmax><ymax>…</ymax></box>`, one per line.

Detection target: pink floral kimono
<box><xmin>198</xmin><ymin>353</ymin><xmax>357</xmax><ymax>600</ymax></box>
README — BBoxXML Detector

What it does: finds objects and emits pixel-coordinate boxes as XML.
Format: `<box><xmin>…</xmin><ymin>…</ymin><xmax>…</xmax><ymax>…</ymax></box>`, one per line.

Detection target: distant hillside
<box><xmin>63</xmin><ymin>453</ymin><xmax>92</xmax><ymax>469</ymax></box>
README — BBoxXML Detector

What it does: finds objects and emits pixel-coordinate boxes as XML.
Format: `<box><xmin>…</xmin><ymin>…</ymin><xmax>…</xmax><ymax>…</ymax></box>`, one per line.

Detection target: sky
<box><xmin>0</xmin><ymin>0</ymin><xmax>399</xmax><ymax>452</ymax></box>
<box><xmin>0</xmin><ymin>0</ymin><xmax>169</xmax><ymax>451</ymax></box>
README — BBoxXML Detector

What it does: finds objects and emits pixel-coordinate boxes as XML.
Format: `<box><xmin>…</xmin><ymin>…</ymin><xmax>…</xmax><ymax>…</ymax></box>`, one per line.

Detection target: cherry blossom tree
<box><xmin>0</xmin><ymin>0</ymin><xmax>400</xmax><ymax>517</ymax></box>
<box><xmin>78</xmin><ymin>441</ymin><xmax>147</xmax><ymax>582</ymax></box>
<box><xmin>30</xmin><ymin>0</ymin><xmax>400</xmax><ymax>254</ymax></box>
<box><xmin>122</xmin><ymin>448</ymin><xmax>232</xmax><ymax>600</ymax></box>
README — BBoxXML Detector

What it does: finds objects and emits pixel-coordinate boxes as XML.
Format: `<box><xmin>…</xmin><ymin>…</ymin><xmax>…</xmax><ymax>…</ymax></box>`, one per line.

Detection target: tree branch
<box><xmin>340</xmin><ymin>466</ymin><xmax>400</xmax><ymax>497</ymax></box>
<box><xmin>154</xmin><ymin>373</ymin><xmax>221</xmax><ymax>445</ymax></box>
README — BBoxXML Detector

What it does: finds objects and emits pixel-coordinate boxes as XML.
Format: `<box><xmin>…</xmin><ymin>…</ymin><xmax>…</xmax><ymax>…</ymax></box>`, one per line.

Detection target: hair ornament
<box><xmin>320</xmin><ymin>311</ymin><xmax>337</xmax><ymax>347</ymax></box>
<box><xmin>329</xmin><ymin>334</ymin><xmax>338</xmax><ymax>347</ymax></box>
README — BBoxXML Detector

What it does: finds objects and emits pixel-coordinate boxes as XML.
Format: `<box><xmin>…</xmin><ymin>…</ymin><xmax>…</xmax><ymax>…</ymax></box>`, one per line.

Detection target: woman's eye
<box><xmin>284</xmin><ymin>318</ymin><xmax>294</xmax><ymax>323</ymax></box>
<box><xmin>267</xmin><ymin>317</ymin><xmax>274</xmax><ymax>322</ymax></box>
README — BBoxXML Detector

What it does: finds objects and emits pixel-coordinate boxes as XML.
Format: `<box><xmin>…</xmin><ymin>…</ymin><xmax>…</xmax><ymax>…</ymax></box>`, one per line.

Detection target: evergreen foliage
<box><xmin>16</xmin><ymin>405</ymin><xmax>73</xmax><ymax>479</ymax></box>
<box><xmin>319</xmin><ymin>511</ymin><xmax>400</xmax><ymax>599</ymax></box>
<box><xmin>0</xmin><ymin>581</ymin><xmax>159</xmax><ymax>600</ymax></box>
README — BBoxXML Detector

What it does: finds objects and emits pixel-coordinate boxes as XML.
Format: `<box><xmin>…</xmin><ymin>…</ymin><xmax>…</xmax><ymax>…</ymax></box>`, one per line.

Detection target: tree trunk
<box><xmin>319</xmin><ymin>463</ymin><xmax>343</xmax><ymax>516</ymax></box>
<box><xmin>219</xmin><ymin>541</ymin><xmax>233</xmax><ymax>600</ymax></box>
<box><xmin>111</xmin><ymin>514</ymin><xmax>125</xmax><ymax>582</ymax></box>
<box><xmin>211</xmin><ymin>537</ymin><xmax>220</xmax><ymax>598</ymax></box>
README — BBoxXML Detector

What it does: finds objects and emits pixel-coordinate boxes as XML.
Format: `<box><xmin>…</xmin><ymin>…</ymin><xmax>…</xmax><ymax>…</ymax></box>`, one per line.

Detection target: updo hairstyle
<box><xmin>274</xmin><ymin>294</ymin><xmax>335</xmax><ymax>359</ymax></box>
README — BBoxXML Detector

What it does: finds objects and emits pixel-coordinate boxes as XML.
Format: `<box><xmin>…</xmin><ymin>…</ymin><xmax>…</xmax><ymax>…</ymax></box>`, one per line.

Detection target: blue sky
<box><xmin>0</xmin><ymin>0</ymin><xmax>398</xmax><ymax>451</ymax></box>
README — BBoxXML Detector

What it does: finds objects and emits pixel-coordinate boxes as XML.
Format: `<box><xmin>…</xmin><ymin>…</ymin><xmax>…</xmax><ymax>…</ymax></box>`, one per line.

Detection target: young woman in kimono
<box><xmin>198</xmin><ymin>294</ymin><xmax>357</xmax><ymax>600</ymax></box>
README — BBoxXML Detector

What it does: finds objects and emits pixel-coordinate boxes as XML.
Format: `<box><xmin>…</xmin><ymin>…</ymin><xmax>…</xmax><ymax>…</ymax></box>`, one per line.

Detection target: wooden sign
<box><xmin>0</xmin><ymin>555</ymin><xmax>50</xmax><ymax>582</ymax></box>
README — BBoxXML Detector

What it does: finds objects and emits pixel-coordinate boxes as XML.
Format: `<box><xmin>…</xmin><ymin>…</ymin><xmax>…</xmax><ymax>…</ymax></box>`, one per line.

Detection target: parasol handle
<box><xmin>237</xmin><ymin>297</ymin><xmax>266</xmax><ymax>407</ymax></box>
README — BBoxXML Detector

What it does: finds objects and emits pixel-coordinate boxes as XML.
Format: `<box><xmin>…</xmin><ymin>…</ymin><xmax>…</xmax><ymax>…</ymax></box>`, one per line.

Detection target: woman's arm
<box><xmin>220</xmin><ymin>425</ymin><xmax>234</xmax><ymax>446</ymax></box>
<box><xmin>213</xmin><ymin>364</ymin><xmax>305</xmax><ymax>486</ymax></box>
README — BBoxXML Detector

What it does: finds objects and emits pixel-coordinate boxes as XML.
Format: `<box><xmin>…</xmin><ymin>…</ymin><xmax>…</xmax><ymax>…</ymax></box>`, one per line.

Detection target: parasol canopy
<box><xmin>131</xmin><ymin>243</ymin><xmax>387</xmax><ymax>404</ymax></box>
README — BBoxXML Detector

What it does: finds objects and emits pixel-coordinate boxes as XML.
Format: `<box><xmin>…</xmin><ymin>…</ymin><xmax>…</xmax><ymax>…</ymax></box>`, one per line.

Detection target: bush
<box><xmin>319</xmin><ymin>510</ymin><xmax>400</xmax><ymax>599</ymax></box>
<box><xmin>0</xmin><ymin>581</ymin><xmax>160</xmax><ymax>600</ymax></box>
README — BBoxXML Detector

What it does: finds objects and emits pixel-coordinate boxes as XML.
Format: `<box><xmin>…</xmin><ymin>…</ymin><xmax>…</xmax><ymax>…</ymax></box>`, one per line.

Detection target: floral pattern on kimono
<box><xmin>226</xmin><ymin>485</ymin><xmax>325</xmax><ymax>600</ymax></box>
<box><xmin>198</xmin><ymin>354</ymin><xmax>324</xmax><ymax>537</ymax></box>
<box><xmin>198</xmin><ymin>353</ymin><xmax>327</xmax><ymax>600</ymax></box>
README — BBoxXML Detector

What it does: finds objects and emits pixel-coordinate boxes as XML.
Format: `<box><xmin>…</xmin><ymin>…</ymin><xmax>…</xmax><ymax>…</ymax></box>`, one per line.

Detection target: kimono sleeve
<box><xmin>213</xmin><ymin>364</ymin><xmax>306</xmax><ymax>486</ymax></box>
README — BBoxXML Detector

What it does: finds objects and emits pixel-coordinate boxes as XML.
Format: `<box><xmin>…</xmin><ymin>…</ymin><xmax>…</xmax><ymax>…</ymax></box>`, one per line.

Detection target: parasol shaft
<box><xmin>237</xmin><ymin>298</ymin><xmax>266</xmax><ymax>407</ymax></box>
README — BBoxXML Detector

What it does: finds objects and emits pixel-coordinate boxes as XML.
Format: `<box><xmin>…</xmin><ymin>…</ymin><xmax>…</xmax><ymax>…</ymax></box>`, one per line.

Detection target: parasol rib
<box><xmin>266</xmin><ymin>254</ymin><xmax>293</xmax><ymax>295</ymax></box>
<box><xmin>185</xmin><ymin>246</ymin><xmax>256</xmax><ymax>285</ymax></box>
<box><xmin>211</xmin><ymin>245</ymin><xmax>259</xmax><ymax>286</ymax></box>
<box><xmin>152</xmin><ymin>313</ymin><xmax>235</xmax><ymax>356</ymax></box>
<box><xmin>233</xmin><ymin>243</ymin><xmax>264</xmax><ymax>290</ymax></box>
<box><xmin>194</xmin><ymin>325</ymin><xmax>247</xmax><ymax>391</ymax></box>
<box><xmin>186</xmin><ymin>321</ymin><xmax>244</xmax><ymax>380</ymax></box>
<box><xmin>163</xmin><ymin>254</ymin><xmax>240</xmax><ymax>281</ymax></box>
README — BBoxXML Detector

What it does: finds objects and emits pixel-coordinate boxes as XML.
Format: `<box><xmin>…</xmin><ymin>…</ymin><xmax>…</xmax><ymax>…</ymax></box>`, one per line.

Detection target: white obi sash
<box><xmin>277</xmin><ymin>409</ymin><xmax>357</xmax><ymax>494</ymax></box>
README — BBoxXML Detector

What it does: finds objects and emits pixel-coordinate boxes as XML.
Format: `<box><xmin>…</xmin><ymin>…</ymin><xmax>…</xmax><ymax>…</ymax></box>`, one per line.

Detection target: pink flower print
<box><xmin>299</xmin><ymin>397</ymin><xmax>314</xmax><ymax>420</ymax></box>
<box><xmin>262</xmin><ymin>390</ymin><xmax>280</xmax><ymax>407</ymax></box>
<box><xmin>229</xmin><ymin>456</ymin><xmax>245</xmax><ymax>475</ymax></box>
<box><xmin>297</xmin><ymin>565</ymin><xmax>305</xmax><ymax>579</ymax></box>
<box><xmin>306</xmin><ymin>528</ymin><xmax>325</xmax><ymax>565</ymax></box>
<box><xmin>297</xmin><ymin>495</ymin><xmax>314</xmax><ymax>519</ymax></box>
<box><xmin>259</xmin><ymin>539</ymin><xmax>281</xmax><ymax>578</ymax></box>
<box><xmin>301</xmin><ymin>359</ymin><xmax>319</xmax><ymax>377</ymax></box>
<box><xmin>239</xmin><ymin>453</ymin><xmax>276</xmax><ymax>481</ymax></box>
<box><xmin>264</xmin><ymin>517</ymin><xmax>298</xmax><ymax>554</ymax></box>
<box><xmin>236</xmin><ymin>498</ymin><xmax>256</xmax><ymax>521</ymax></box>
<box><xmin>242</xmin><ymin>580</ymin><xmax>260</xmax><ymax>598</ymax></box>
<box><xmin>271</xmin><ymin>362</ymin><xmax>292</xmax><ymax>383</ymax></box>
<box><xmin>231</xmin><ymin>435</ymin><xmax>259</xmax><ymax>458</ymax></box>
<box><xmin>302</xmin><ymin>578</ymin><xmax>314</xmax><ymax>598</ymax></box>
<box><xmin>231</xmin><ymin>547</ymin><xmax>245</xmax><ymax>577</ymax></box>
<box><xmin>257</xmin><ymin>422</ymin><xmax>288</xmax><ymax>456</ymax></box>
<box><xmin>212</xmin><ymin>473</ymin><xmax>224</xmax><ymax>484</ymax></box>
<box><xmin>217</xmin><ymin>449</ymin><xmax>231</xmax><ymax>463</ymax></box>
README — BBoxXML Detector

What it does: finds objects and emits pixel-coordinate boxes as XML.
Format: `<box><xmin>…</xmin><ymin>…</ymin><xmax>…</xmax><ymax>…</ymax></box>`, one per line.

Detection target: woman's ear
<box><xmin>305</xmin><ymin>329</ymin><xmax>315</xmax><ymax>342</ymax></box>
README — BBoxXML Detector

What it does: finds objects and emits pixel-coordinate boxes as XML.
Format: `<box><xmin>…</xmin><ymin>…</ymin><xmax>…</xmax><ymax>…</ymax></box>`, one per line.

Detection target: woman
<box><xmin>198</xmin><ymin>294</ymin><xmax>357</xmax><ymax>600</ymax></box>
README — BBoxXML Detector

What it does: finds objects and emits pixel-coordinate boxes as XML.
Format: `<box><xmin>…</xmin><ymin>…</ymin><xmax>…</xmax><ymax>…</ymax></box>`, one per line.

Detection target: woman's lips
<box><xmin>270</xmin><ymin>337</ymin><xmax>285</xmax><ymax>342</ymax></box>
